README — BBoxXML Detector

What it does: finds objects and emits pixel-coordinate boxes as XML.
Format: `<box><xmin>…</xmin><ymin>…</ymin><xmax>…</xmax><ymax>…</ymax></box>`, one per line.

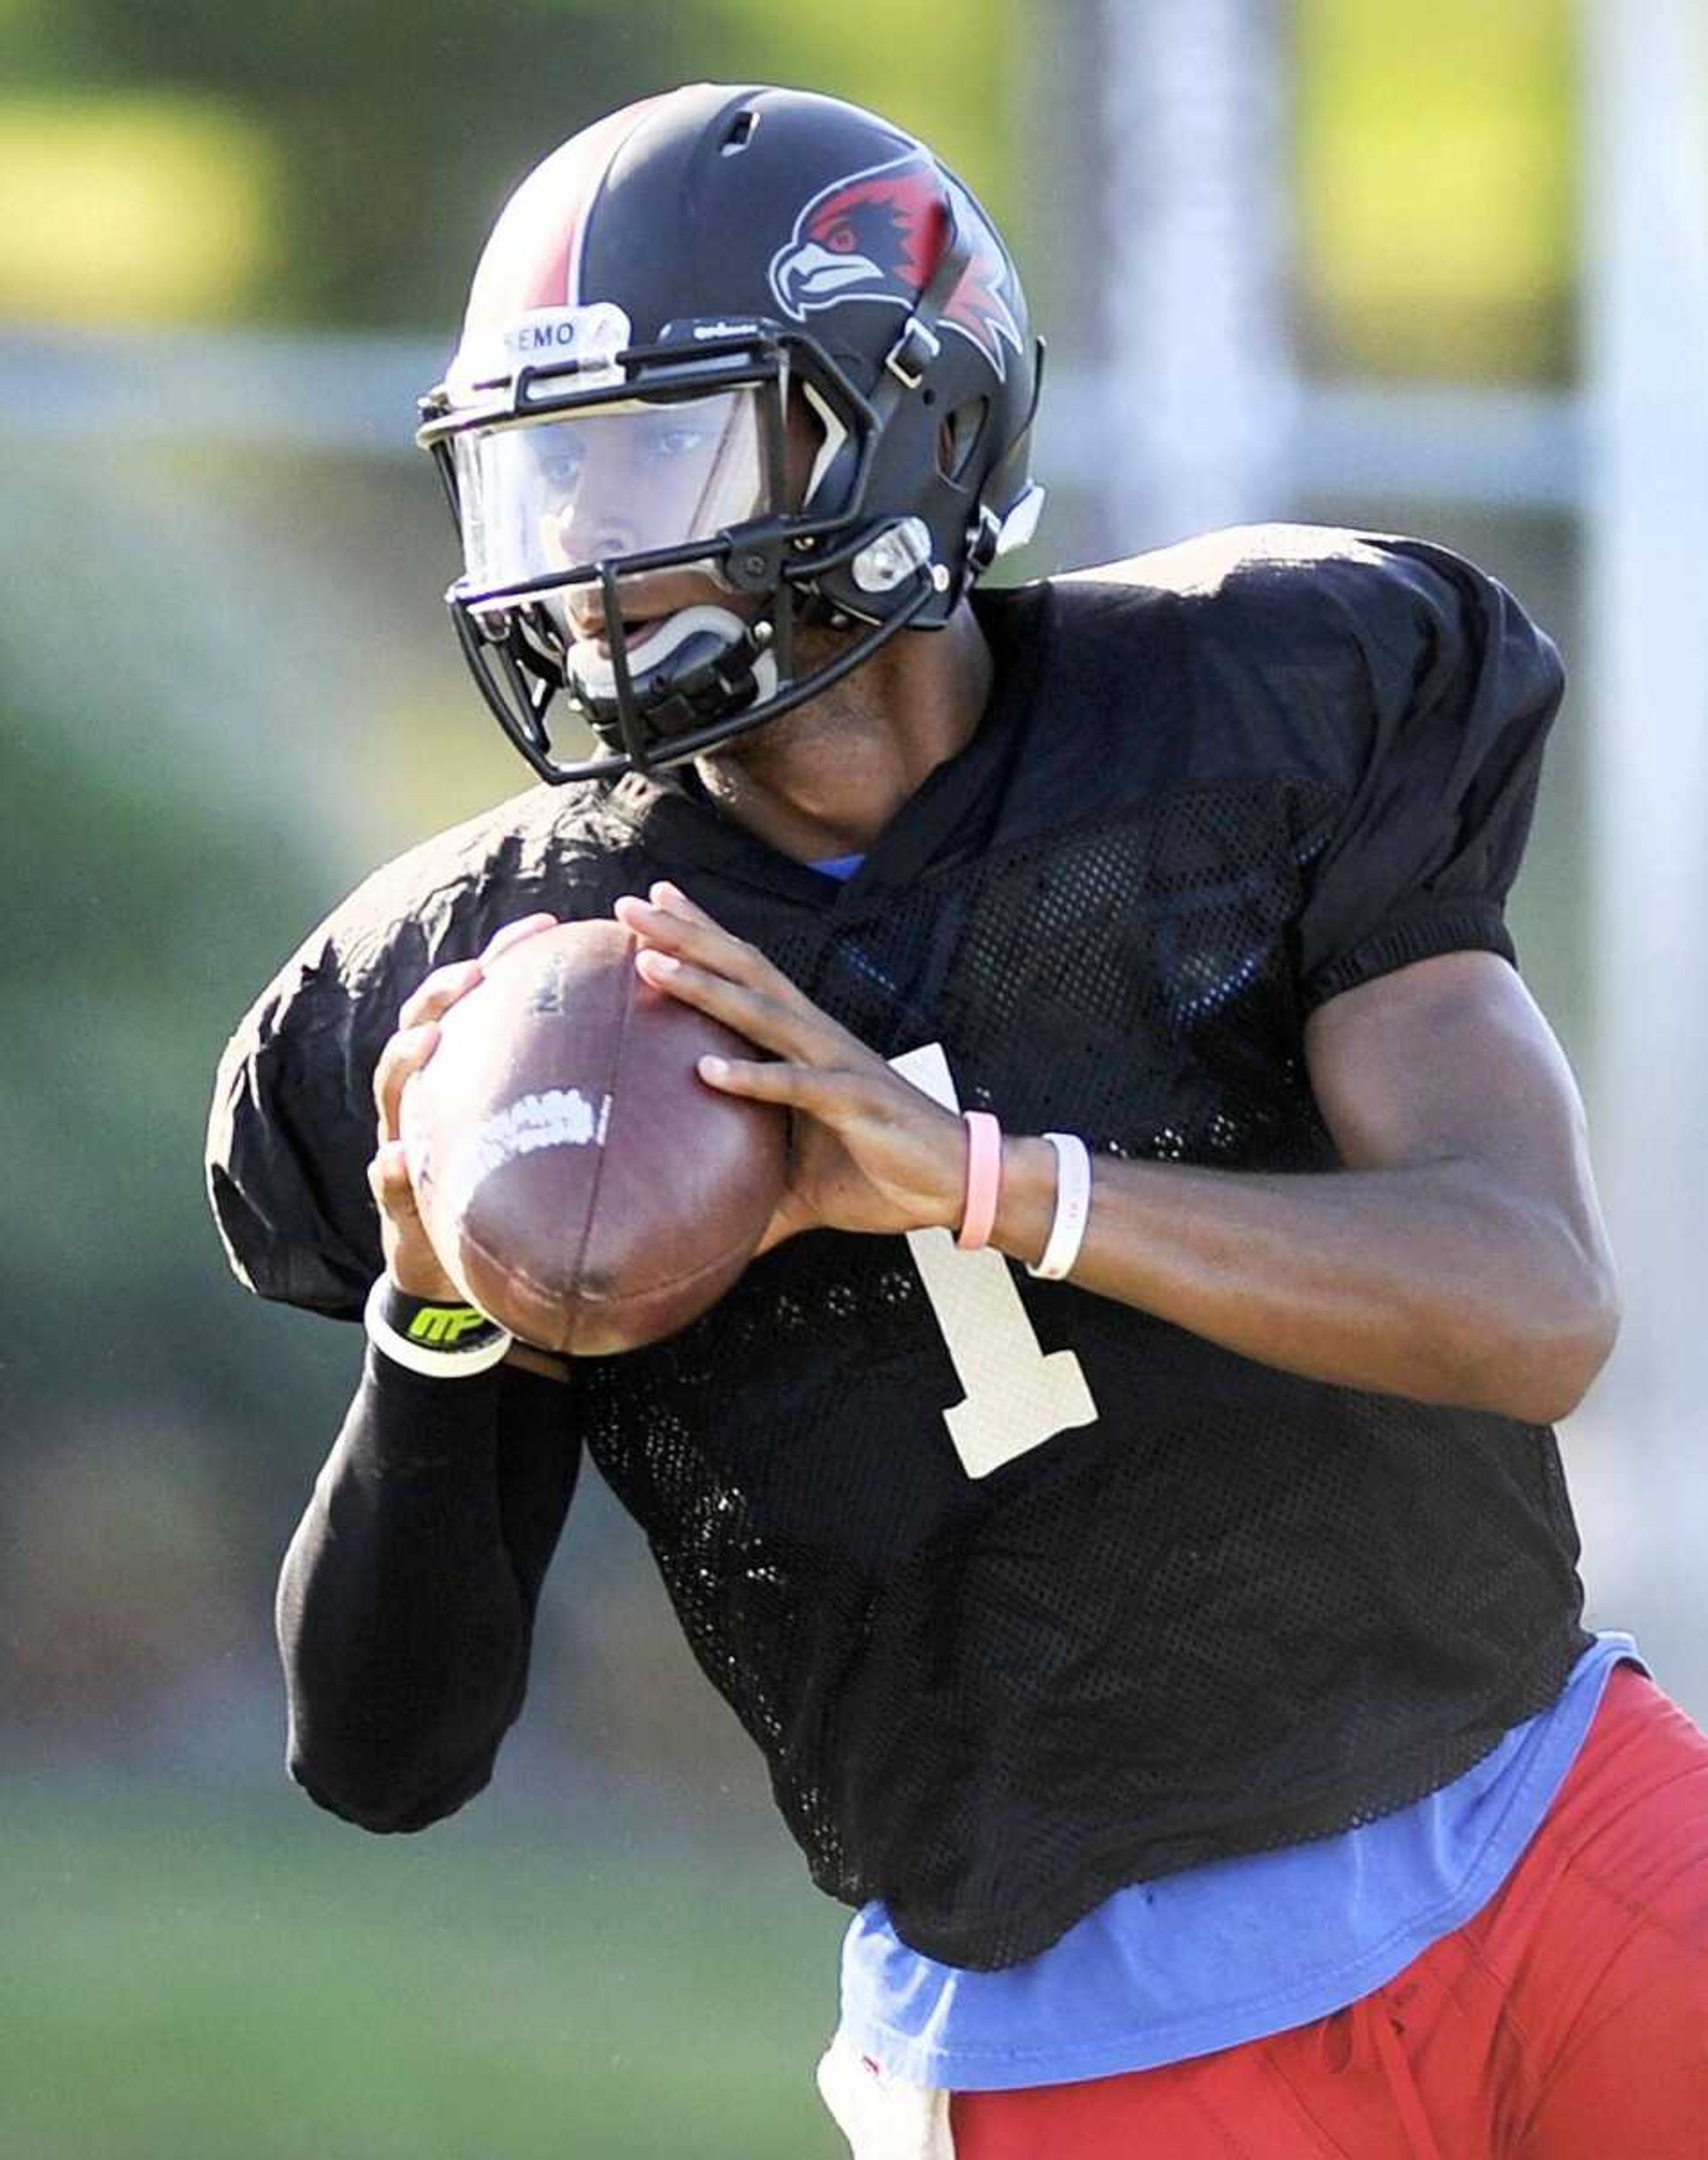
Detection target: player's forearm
<box><xmin>277</xmin><ymin>1351</ymin><xmax>534</xmax><ymax>1833</ymax></box>
<box><xmin>992</xmin><ymin>1141</ymin><xmax>1617</xmax><ymax>1423</ymax></box>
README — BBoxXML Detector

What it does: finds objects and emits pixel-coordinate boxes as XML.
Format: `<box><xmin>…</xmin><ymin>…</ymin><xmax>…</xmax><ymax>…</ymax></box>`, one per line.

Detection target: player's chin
<box><xmin>703</xmin><ymin>622</ymin><xmax>872</xmax><ymax>766</ymax></box>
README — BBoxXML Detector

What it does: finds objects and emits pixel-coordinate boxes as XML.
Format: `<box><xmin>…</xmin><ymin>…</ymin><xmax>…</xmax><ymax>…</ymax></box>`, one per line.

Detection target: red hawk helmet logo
<box><xmin>768</xmin><ymin>151</ymin><xmax>1023</xmax><ymax>379</ymax></box>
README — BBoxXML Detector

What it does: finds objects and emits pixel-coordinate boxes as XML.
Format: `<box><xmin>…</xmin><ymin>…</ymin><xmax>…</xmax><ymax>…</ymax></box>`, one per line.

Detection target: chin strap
<box><xmin>814</xmin><ymin>197</ymin><xmax>971</xmax><ymax>627</ymax></box>
<box><xmin>868</xmin><ymin>197</ymin><xmax>971</xmax><ymax>427</ymax></box>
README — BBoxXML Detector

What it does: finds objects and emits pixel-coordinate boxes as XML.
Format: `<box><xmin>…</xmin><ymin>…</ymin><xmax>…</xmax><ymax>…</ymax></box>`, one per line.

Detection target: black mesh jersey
<box><xmin>209</xmin><ymin>523</ymin><xmax>1589</xmax><ymax>1970</ymax></box>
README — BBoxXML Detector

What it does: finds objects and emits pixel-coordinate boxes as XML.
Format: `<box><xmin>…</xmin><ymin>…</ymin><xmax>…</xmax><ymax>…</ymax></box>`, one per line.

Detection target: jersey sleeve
<box><xmin>1284</xmin><ymin>534</ymin><xmax>1565</xmax><ymax>1013</ymax></box>
<box><xmin>206</xmin><ymin>780</ymin><xmax>642</xmax><ymax>1319</ymax></box>
<box><xmin>205</xmin><ymin>915</ymin><xmax>413</xmax><ymax>1320</ymax></box>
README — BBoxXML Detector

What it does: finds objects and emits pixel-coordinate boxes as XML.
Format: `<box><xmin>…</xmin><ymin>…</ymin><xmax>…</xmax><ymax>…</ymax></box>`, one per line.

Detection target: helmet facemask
<box><xmin>420</xmin><ymin>318</ymin><xmax>953</xmax><ymax>782</ymax></box>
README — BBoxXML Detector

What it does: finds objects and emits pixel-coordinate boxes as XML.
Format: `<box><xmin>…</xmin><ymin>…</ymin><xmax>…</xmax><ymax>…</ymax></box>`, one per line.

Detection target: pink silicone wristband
<box><xmin>956</xmin><ymin>1111</ymin><xmax>1003</xmax><ymax>1251</ymax></box>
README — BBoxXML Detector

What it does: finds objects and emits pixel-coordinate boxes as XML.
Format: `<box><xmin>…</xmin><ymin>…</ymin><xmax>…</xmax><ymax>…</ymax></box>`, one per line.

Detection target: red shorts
<box><xmin>950</xmin><ymin>1666</ymin><xmax>1708</xmax><ymax>2160</ymax></box>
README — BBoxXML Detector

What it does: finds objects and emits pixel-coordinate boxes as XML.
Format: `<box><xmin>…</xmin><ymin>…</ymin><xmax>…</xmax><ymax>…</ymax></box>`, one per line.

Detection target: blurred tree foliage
<box><xmin>0</xmin><ymin>0</ymin><xmax>1018</xmax><ymax>330</ymax></box>
<box><xmin>0</xmin><ymin>700</ymin><xmax>316</xmax><ymax>1391</ymax></box>
<box><xmin>1</xmin><ymin>0</ymin><xmax>696</xmax><ymax>326</ymax></box>
<box><xmin>0</xmin><ymin>444</ymin><xmax>362</xmax><ymax>1733</ymax></box>
<box><xmin>1296</xmin><ymin>0</ymin><xmax>1575</xmax><ymax>381</ymax></box>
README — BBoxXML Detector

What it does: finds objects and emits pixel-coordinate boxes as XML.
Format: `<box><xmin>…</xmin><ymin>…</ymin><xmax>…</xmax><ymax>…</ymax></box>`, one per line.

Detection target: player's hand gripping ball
<box><xmin>399</xmin><ymin>918</ymin><xmax>787</xmax><ymax>1354</ymax></box>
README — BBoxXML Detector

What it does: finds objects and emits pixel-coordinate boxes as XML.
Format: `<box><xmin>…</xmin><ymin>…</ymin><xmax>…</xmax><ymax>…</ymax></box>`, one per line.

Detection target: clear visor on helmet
<box><xmin>453</xmin><ymin>387</ymin><xmax>777</xmax><ymax>597</ymax></box>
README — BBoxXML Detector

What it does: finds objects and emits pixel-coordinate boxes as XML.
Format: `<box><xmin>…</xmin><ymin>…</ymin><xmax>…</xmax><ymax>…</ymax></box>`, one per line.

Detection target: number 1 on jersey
<box><xmin>890</xmin><ymin>1044</ymin><xmax>1099</xmax><ymax>1479</ymax></box>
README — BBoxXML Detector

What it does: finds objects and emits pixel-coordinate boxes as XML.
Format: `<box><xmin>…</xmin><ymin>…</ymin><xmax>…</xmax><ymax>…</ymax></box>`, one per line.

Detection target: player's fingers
<box><xmin>633</xmin><ymin>948</ymin><xmax>834</xmax><ymax>1065</ymax></box>
<box><xmin>480</xmin><ymin>912</ymin><xmax>558</xmax><ymax>963</ymax></box>
<box><xmin>399</xmin><ymin>957</ymin><xmax>483</xmax><ymax>1030</ymax></box>
<box><xmin>617</xmin><ymin>895</ymin><xmax>803</xmax><ymax>1010</ymax></box>
<box><xmin>367</xmin><ymin>1137</ymin><xmax>422</xmax><ymax>1221</ymax></box>
<box><xmin>396</xmin><ymin>916</ymin><xmax>557</xmax><ymax>1033</ymax></box>
<box><xmin>647</xmin><ymin>879</ymin><xmax>716</xmax><ymax>927</ymax></box>
<box><xmin>696</xmin><ymin>1056</ymin><xmax>864</xmax><ymax>1116</ymax></box>
<box><xmin>373</xmin><ymin>1021</ymin><xmax>440</xmax><ymax>1142</ymax></box>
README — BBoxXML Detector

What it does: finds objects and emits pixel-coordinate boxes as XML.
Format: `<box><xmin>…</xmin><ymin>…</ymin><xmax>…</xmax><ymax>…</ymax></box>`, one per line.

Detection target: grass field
<box><xmin>0</xmin><ymin>1775</ymin><xmax>849</xmax><ymax>2159</ymax></box>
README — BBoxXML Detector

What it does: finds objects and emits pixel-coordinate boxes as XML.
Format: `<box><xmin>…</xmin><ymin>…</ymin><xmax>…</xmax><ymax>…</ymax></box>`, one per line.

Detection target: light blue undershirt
<box><xmin>839</xmin><ymin>1632</ymin><xmax>1641</xmax><ymax>2090</ymax></box>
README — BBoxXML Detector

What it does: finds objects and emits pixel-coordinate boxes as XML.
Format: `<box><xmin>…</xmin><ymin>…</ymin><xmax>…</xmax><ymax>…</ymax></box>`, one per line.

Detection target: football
<box><xmin>400</xmin><ymin>917</ymin><xmax>788</xmax><ymax>1354</ymax></box>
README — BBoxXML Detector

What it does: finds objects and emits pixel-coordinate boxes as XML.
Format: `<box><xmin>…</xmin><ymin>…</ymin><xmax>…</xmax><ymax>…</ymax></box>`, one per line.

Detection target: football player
<box><xmin>207</xmin><ymin>85</ymin><xmax>1708</xmax><ymax>2158</ymax></box>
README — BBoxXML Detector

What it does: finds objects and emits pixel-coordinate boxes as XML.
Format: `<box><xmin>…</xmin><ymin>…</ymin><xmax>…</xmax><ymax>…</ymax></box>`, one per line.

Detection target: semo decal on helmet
<box><xmin>768</xmin><ymin>152</ymin><xmax>1024</xmax><ymax>379</ymax></box>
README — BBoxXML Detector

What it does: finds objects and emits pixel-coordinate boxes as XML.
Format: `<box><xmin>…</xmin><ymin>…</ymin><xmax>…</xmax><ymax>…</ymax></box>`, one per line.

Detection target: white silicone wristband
<box><xmin>1026</xmin><ymin>1132</ymin><xmax>1093</xmax><ymax>1281</ymax></box>
<box><xmin>363</xmin><ymin>1277</ymin><xmax>514</xmax><ymax>1379</ymax></box>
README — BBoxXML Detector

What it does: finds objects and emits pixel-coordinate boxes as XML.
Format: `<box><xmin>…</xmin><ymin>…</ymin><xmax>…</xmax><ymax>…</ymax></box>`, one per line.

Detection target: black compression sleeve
<box><xmin>276</xmin><ymin>1343</ymin><xmax>581</xmax><ymax>1832</ymax></box>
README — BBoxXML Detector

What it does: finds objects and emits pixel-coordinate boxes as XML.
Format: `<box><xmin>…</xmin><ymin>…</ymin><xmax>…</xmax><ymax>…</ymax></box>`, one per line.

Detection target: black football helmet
<box><xmin>417</xmin><ymin>83</ymin><xmax>1046</xmax><ymax>782</ymax></box>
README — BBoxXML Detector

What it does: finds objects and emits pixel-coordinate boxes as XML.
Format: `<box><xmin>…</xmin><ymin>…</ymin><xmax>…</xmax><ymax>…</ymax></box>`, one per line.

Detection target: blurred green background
<box><xmin>4</xmin><ymin>2</ymin><xmax>1692</xmax><ymax>2154</ymax></box>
